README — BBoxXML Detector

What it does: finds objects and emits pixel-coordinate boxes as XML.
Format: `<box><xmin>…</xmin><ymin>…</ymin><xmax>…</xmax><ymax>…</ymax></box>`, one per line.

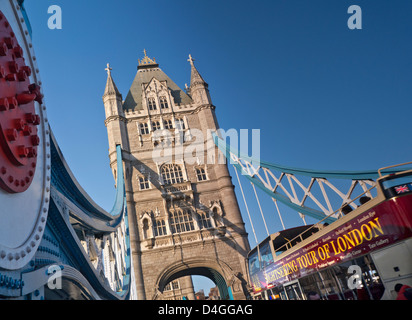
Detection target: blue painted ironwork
<box><xmin>46</xmin><ymin>129</ymin><xmax>133</xmax><ymax>299</ymax></box>
<box><xmin>212</xmin><ymin>132</ymin><xmax>405</xmax><ymax>180</ymax></box>
<box><xmin>17</xmin><ymin>1</ymin><xmax>32</xmax><ymax>37</ymax></box>
<box><xmin>212</xmin><ymin>132</ymin><xmax>410</xmax><ymax>224</ymax></box>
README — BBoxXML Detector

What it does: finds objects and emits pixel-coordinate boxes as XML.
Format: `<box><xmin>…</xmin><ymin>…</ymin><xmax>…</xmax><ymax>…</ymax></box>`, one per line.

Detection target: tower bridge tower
<box><xmin>103</xmin><ymin>51</ymin><xmax>250</xmax><ymax>300</ymax></box>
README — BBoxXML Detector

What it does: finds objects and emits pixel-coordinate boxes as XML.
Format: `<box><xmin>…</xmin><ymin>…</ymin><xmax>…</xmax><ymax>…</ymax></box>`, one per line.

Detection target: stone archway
<box><xmin>152</xmin><ymin>258</ymin><xmax>244</xmax><ymax>300</ymax></box>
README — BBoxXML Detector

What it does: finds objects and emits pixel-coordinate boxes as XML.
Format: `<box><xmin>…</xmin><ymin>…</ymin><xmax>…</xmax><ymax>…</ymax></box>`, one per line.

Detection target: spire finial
<box><xmin>103</xmin><ymin>63</ymin><xmax>122</xmax><ymax>98</ymax></box>
<box><xmin>138</xmin><ymin>49</ymin><xmax>157</xmax><ymax>67</ymax></box>
<box><xmin>188</xmin><ymin>54</ymin><xmax>195</xmax><ymax>66</ymax></box>
<box><xmin>189</xmin><ymin>53</ymin><xmax>208</xmax><ymax>89</ymax></box>
<box><xmin>105</xmin><ymin>63</ymin><xmax>112</xmax><ymax>76</ymax></box>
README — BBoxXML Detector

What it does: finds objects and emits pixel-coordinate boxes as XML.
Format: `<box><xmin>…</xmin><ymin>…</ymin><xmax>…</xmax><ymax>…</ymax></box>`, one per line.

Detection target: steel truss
<box><xmin>213</xmin><ymin>133</ymin><xmax>399</xmax><ymax>224</ymax></box>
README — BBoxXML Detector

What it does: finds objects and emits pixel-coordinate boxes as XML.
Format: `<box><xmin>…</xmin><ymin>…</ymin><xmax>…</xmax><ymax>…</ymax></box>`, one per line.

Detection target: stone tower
<box><xmin>102</xmin><ymin>51</ymin><xmax>250</xmax><ymax>300</ymax></box>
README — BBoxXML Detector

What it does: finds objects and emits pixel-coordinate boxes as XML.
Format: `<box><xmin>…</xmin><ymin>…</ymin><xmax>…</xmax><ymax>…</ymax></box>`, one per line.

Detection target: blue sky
<box><xmin>24</xmin><ymin>0</ymin><xmax>412</xmax><ymax>295</ymax></box>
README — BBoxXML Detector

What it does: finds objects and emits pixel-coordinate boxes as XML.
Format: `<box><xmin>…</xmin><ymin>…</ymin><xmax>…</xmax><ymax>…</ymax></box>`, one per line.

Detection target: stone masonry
<box><xmin>102</xmin><ymin>52</ymin><xmax>250</xmax><ymax>300</ymax></box>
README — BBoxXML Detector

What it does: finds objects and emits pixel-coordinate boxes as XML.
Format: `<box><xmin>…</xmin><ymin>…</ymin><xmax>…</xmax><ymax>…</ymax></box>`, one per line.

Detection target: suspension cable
<box><xmin>233</xmin><ymin>165</ymin><xmax>258</xmax><ymax>245</ymax></box>
<box><xmin>251</xmin><ymin>182</ymin><xmax>269</xmax><ymax>236</ymax></box>
<box><xmin>299</xmin><ymin>212</ymin><xmax>307</xmax><ymax>226</ymax></box>
<box><xmin>272</xmin><ymin>198</ymin><xmax>285</xmax><ymax>230</ymax></box>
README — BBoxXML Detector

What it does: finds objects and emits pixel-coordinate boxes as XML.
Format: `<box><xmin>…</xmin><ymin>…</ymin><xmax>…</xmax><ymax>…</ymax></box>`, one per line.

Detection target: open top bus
<box><xmin>247</xmin><ymin>162</ymin><xmax>412</xmax><ymax>300</ymax></box>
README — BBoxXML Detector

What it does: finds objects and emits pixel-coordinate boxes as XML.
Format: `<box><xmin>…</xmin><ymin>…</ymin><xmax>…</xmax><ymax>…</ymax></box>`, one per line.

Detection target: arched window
<box><xmin>159</xmin><ymin>96</ymin><xmax>168</xmax><ymax>109</ymax></box>
<box><xmin>139</xmin><ymin>122</ymin><xmax>149</xmax><ymax>135</ymax></box>
<box><xmin>169</xmin><ymin>209</ymin><xmax>195</xmax><ymax>233</ymax></box>
<box><xmin>138</xmin><ymin>176</ymin><xmax>150</xmax><ymax>190</ymax></box>
<box><xmin>148</xmin><ymin>97</ymin><xmax>157</xmax><ymax>110</ymax></box>
<box><xmin>151</xmin><ymin>121</ymin><xmax>161</xmax><ymax>131</ymax></box>
<box><xmin>175</xmin><ymin>118</ymin><xmax>186</xmax><ymax>130</ymax></box>
<box><xmin>164</xmin><ymin>119</ymin><xmax>173</xmax><ymax>129</ymax></box>
<box><xmin>164</xmin><ymin>280</ymin><xmax>180</xmax><ymax>291</ymax></box>
<box><xmin>153</xmin><ymin>219</ymin><xmax>167</xmax><ymax>236</ymax></box>
<box><xmin>198</xmin><ymin>211</ymin><xmax>213</xmax><ymax>229</ymax></box>
<box><xmin>196</xmin><ymin>168</ymin><xmax>207</xmax><ymax>181</ymax></box>
<box><xmin>161</xmin><ymin>164</ymin><xmax>184</xmax><ymax>185</ymax></box>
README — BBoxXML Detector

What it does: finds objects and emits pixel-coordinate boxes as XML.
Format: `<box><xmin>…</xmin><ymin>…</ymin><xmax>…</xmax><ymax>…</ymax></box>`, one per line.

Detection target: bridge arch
<box><xmin>153</xmin><ymin>258</ymin><xmax>238</xmax><ymax>300</ymax></box>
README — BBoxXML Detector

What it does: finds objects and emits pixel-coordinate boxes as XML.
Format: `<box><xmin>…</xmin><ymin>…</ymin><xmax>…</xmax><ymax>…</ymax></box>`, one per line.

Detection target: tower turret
<box><xmin>102</xmin><ymin>63</ymin><xmax>129</xmax><ymax>159</ymax></box>
<box><xmin>103</xmin><ymin>53</ymin><xmax>250</xmax><ymax>301</ymax></box>
<box><xmin>103</xmin><ymin>63</ymin><xmax>123</xmax><ymax>118</ymax></box>
<box><xmin>188</xmin><ymin>54</ymin><xmax>212</xmax><ymax>106</ymax></box>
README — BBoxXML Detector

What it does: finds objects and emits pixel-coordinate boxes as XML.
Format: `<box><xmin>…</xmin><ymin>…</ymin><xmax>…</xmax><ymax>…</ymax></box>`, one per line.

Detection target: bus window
<box><xmin>300</xmin><ymin>273</ymin><xmax>326</xmax><ymax>300</ymax></box>
<box><xmin>284</xmin><ymin>281</ymin><xmax>304</xmax><ymax>300</ymax></box>
<box><xmin>318</xmin><ymin>269</ymin><xmax>341</xmax><ymax>300</ymax></box>
<box><xmin>331</xmin><ymin>262</ymin><xmax>357</xmax><ymax>300</ymax></box>
<box><xmin>299</xmin><ymin>256</ymin><xmax>385</xmax><ymax>300</ymax></box>
<box><xmin>353</xmin><ymin>255</ymin><xmax>385</xmax><ymax>300</ymax></box>
<box><xmin>270</xmin><ymin>286</ymin><xmax>286</xmax><ymax>300</ymax></box>
<box><xmin>259</xmin><ymin>242</ymin><xmax>274</xmax><ymax>268</ymax></box>
<box><xmin>248</xmin><ymin>251</ymin><xmax>260</xmax><ymax>274</ymax></box>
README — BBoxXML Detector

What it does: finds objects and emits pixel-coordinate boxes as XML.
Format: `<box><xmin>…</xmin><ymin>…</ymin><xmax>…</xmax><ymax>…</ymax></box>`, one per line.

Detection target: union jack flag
<box><xmin>395</xmin><ymin>185</ymin><xmax>409</xmax><ymax>194</ymax></box>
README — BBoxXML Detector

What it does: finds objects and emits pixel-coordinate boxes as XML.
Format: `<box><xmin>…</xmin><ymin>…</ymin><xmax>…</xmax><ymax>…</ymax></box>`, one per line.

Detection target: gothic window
<box><xmin>175</xmin><ymin>118</ymin><xmax>186</xmax><ymax>130</ymax></box>
<box><xmin>148</xmin><ymin>98</ymin><xmax>157</xmax><ymax>110</ymax></box>
<box><xmin>198</xmin><ymin>211</ymin><xmax>213</xmax><ymax>229</ymax></box>
<box><xmin>153</xmin><ymin>219</ymin><xmax>167</xmax><ymax>237</ymax></box>
<box><xmin>196</xmin><ymin>167</ymin><xmax>207</xmax><ymax>181</ymax></box>
<box><xmin>151</xmin><ymin>121</ymin><xmax>161</xmax><ymax>131</ymax></box>
<box><xmin>172</xmin><ymin>280</ymin><xmax>180</xmax><ymax>290</ymax></box>
<box><xmin>139</xmin><ymin>176</ymin><xmax>150</xmax><ymax>190</ymax></box>
<box><xmin>169</xmin><ymin>209</ymin><xmax>195</xmax><ymax>233</ymax></box>
<box><xmin>161</xmin><ymin>164</ymin><xmax>184</xmax><ymax>185</ymax></box>
<box><xmin>160</xmin><ymin>96</ymin><xmax>169</xmax><ymax>109</ymax></box>
<box><xmin>139</xmin><ymin>122</ymin><xmax>149</xmax><ymax>135</ymax></box>
<box><xmin>164</xmin><ymin>119</ymin><xmax>173</xmax><ymax>129</ymax></box>
<box><xmin>164</xmin><ymin>280</ymin><xmax>179</xmax><ymax>291</ymax></box>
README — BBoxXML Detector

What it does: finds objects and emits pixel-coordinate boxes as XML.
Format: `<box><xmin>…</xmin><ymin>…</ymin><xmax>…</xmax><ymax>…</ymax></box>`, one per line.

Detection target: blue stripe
<box><xmin>18</xmin><ymin>1</ymin><xmax>33</xmax><ymax>38</ymax></box>
<box><xmin>109</xmin><ymin>145</ymin><xmax>126</xmax><ymax>216</ymax></box>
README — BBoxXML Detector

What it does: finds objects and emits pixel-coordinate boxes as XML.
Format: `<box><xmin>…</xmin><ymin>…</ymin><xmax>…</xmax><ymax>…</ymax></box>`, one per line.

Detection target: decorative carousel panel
<box><xmin>0</xmin><ymin>0</ymin><xmax>50</xmax><ymax>270</ymax></box>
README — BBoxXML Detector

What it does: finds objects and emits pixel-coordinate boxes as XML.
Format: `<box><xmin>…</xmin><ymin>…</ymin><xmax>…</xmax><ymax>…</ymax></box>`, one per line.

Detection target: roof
<box><xmin>271</xmin><ymin>225</ymin><xmax>319</xmax><ymax>250</ymax></box>
<box><xmin>122</xmin><ymin>65</ymin><xmax>193</xmax><ymax>111</ymax></box>
<box><xmin>103</xmin><ymin>72</ymin><xmax>122</xmax><ymax>99</ymax></box>
<box><xmin>188</xmin><ymin>55</ymin><xmax>208</xmax><ymax>88</ymax></box>
<box><xmin>248</xmin><ymin>225</ymin><xmax>320</xmax><ymax>256</ymax></box>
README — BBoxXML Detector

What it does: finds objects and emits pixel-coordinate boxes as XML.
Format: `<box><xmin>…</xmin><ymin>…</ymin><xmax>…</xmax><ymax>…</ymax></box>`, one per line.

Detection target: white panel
<box><xmin>371</xmin><ymin>240</ymin><xmax>412</xmax><ymax>280</ymax></box>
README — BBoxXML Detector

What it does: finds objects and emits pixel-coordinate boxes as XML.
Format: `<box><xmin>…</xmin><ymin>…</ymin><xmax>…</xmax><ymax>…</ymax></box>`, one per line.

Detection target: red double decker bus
<box><xmin>247</xmin><ymin>162</ymin><xmax>412</xmax><ymax>300</ymax></box>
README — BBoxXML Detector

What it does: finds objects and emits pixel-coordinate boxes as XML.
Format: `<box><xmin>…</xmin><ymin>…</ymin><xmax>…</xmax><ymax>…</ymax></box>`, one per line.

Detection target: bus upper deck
<box><xmin>247</xmin><ymin>162</ymin><xmax>412</xmax><ymax>300</ymax></box>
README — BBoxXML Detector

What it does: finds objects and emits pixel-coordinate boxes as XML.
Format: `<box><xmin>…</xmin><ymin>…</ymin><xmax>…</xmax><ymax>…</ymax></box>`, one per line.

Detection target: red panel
<box><xmin>250</xmin><ymin>194</ymin><xmax>412</xmax><ymax>293</ymax></box>
<box><xmin>0</xmin><ymin>11</ymin><xmax>43</xmax><ymax>193</ymax></box>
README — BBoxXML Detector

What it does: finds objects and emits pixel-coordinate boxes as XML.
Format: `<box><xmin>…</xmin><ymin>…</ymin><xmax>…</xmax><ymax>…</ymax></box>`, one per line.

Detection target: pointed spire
<box><xmin>103</xmin><ymin>63</ymin><xmax>122</xmax><ymax>99</ymax></box>
<box><xmin>188</xmin><ymin>54</ymin><xmax>207</xmax><ymax>88</ymax></box>
<box><xmin>187</xmin><ymin>54</ymin><xmax>212</xmax><ymax>105</ymax></box>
